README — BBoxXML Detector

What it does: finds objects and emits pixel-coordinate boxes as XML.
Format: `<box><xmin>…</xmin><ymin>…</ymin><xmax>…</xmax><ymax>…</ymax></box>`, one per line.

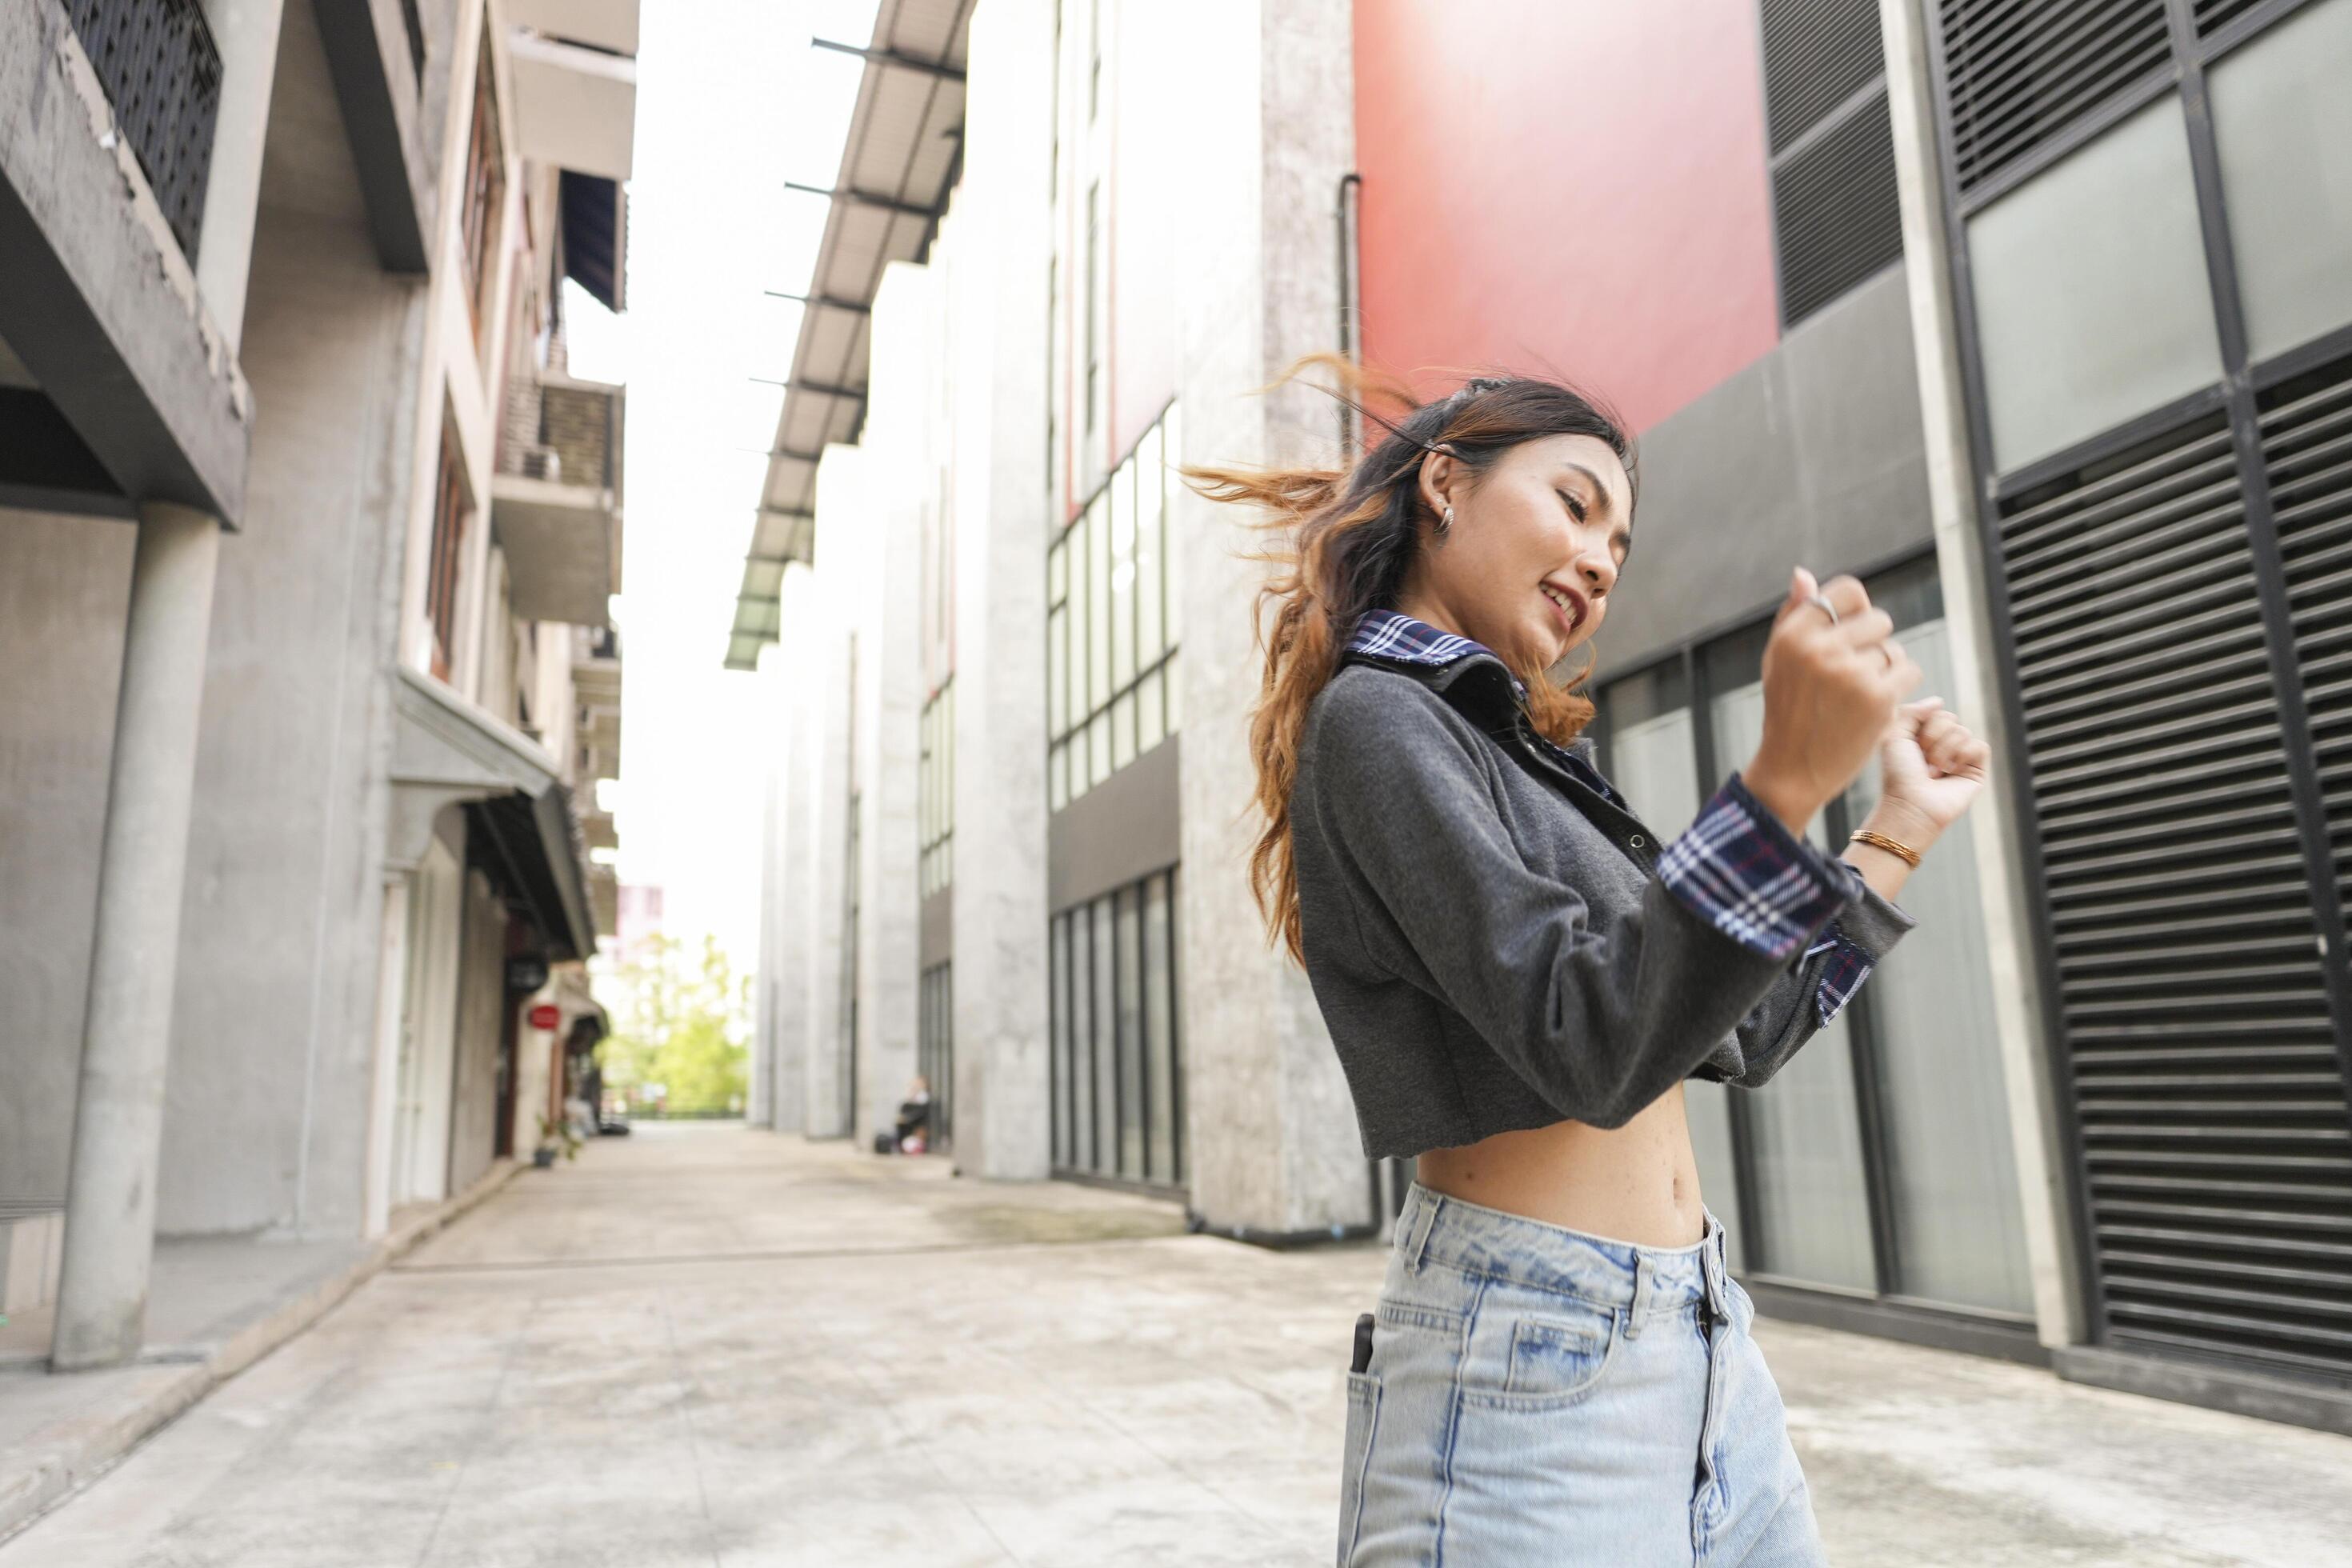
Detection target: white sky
<box><xmin>562</xmin><ymin>0</ymin><xmax>882</xmax><ymax>971</ymax></box>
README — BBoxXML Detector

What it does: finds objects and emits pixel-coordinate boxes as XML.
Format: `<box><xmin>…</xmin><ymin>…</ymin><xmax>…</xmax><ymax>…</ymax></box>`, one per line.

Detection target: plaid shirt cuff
<box><xmin>1802</xmin><ymin>924</ymin><xmax>1875</xmax><ymax>1028</ymax></box>
<box><xmin>1655</xmin><ymin>773</ymin><xmax>1852</xmax><ymax>962</ymax></box>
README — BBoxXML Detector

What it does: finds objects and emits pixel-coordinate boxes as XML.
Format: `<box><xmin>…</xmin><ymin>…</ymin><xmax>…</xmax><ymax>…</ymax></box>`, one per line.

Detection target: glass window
<box><xmin>1068</xmin><ymin>908</ymin><xmax>1094</xmax><ymax>1169</ymax></box>
<box><xmin>1088</xmin><ymin>495</ymin><xmax>1112</xmax><ymax>710</ymax></box>
<box><xmin>1112</xmin><ymin>689</ymin><xmax>1135</xmax><ymax>771</ymax></box>
<box><xmin>1843</xmin><ymin>622</ymin><xmax>2035</xmax><ymax>1312</ymax></box>
<box><xmin>1050</xmin><ymin>741</ymin><xmax>1069</xmax><ymax>812</ymax></box>
<box><xmin>1048</xmin><ymin>606</ymin><xmax>1069</xmax><ymax>737</ymax></box>
<box><xmin>1138</xmin><ymin>666</ymin><xmax>1165</xmax><ymax>754</ymax></box>
<box><xmin>1967</xmin><ymin>95</ymin><xmax>2223</xmax><ymax>471</ymax></box>
<box><xmin>1092</xmin><ymin>896</ymin><xmax>1118</xmax><ymax>1169</ymax></box>
<box><xmin>1090</xmin><ymin>709</ymin><xmax>1112</xmax><ymax>786</ymax></box>
<box><xmin>1138</xmin><ymin>425</ymin><xmax>1165</xmax><ymax>664</ymax></box>
<box><xmin>1118</xmin><ymin>887</ymin><xmax>1146</xmax><ymax>1178</ymax></box>
<box><xmin>1067</xmin><ymin>512</ymin><xmax>1090</xmax><ymax>722</ymax></box>
<box><xmin>1709</xmin><ymin>676</ymin><xmax>1878</xmax><ymax>1290</ymax></box>
<box><xmin>1054</xmin><ymin>914</ymin><xmax>1074</xmax><ymax>1166</ymax></box>
<box><xmin>2210</xmin><ymin>0</ymin><xmax>2352</xmax><ymax>363</ymax></box>
<box><xmin>1161</xmin><ymin>406</ymin><xmax>1182</xmax><ymax>649</ymax></box>
<box><xmin>1049</xmin><ymin>535</ymin><xmax>1066</xmax><ymax>606</ymax></box>
<box><xmin>1163</xmin><ymin>651</ymin><xmax>1181</xmax><ymax>734</ymax></box>
<box><xmin>1144</xmin><ymin>874</ymin><xmax>1176</xmax><ymax>1185</ymax></box>
<box><xmin>1111</xmin><ymin>462</ymin><xmax>1138</xmax><ymax>692</ymax></box>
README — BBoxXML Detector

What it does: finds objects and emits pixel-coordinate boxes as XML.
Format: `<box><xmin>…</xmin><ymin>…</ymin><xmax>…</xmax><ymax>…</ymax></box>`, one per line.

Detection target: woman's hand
<box><xmin>1870</xmin><ymin>697</ymin><xmax>1990</xmax><ymax>846</ymax></box>
<box><xmin>1743</xmin><ymin>567</ymin><xmax>1921</xmax><ymax>837</ymax></box>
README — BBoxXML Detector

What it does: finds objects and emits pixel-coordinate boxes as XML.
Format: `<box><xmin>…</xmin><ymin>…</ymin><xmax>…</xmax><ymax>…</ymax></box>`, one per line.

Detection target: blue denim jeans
<box><xmin>1338</xmin><ymin>1183</ymin><xmax>1826</xmax><ymax>1566</ymax></box>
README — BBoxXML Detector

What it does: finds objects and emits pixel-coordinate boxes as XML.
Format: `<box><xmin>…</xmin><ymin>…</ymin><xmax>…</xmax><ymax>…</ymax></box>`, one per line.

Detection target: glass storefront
<box><xmin>1050</xmin><ymin>866</ymin><xmax>1185</xmax><ymax>1189</ymax></box>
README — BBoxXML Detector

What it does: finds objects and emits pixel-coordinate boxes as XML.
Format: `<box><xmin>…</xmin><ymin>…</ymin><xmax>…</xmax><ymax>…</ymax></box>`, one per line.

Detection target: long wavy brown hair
<box><xmin>1186</xmin><ymin>356</ymin><xmax>1637</xmax><ymax>965</ymax></box>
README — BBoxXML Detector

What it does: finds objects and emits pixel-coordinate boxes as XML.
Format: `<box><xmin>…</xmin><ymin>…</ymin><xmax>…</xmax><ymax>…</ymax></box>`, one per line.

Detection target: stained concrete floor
<box><xmin>1</xmin><ymin>1123</ymin><xmax>2346</xmax><ymax>1566</ymax></box>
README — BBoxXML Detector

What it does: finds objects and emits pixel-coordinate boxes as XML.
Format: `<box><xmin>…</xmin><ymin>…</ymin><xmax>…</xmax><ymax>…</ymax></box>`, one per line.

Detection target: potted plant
<box><xmin>534</xmin><ymin>1113</ymin><xmax>582</xmax><ymax>1169</ymax></box>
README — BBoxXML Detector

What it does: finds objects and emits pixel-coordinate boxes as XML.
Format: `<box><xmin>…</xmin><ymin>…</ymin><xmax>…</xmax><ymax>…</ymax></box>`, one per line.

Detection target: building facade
<box><xmin>0</xmin><ymin>0</ymin><xmax>634</xmax><ymax>1371</ymax></box>
<box><xmin>738</xmin><ymin>0</ymin><xmax>2351</xmax><ymax>1434</ymax></box>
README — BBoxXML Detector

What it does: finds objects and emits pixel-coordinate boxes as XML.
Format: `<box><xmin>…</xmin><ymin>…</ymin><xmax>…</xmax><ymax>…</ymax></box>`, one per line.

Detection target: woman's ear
<box><xmin>1418</xmin><ymin>448</ymin><xmax>1455</xmax><ymax>521</ymax></box>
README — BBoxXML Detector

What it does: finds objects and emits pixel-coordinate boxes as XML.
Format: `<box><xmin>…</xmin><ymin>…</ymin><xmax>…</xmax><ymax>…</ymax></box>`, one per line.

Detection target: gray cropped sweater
<box><xmin>1290</xmin><ymin>650</ymin><xmax>1918</xmax><ymax>1161</ymax></box>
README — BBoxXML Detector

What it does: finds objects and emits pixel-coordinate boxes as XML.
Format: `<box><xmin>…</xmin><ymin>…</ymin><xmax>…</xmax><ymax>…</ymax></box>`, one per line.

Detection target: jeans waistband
<box><xmin>1394</xmin><ymin>1181</ymin><xmax>1731</xmax><ymax>1319</ymax></box>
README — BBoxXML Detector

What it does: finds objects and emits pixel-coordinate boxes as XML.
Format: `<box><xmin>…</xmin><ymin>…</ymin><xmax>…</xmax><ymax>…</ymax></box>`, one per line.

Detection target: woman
<box><xmin>1196</xmin><ymin>367</ymin><xmax>1990</xmax><ymax>1566</ymax></box>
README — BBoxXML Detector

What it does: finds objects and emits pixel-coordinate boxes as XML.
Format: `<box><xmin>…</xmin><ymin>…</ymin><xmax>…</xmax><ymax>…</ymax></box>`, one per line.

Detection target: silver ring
<box><xmin>1806</xmin><ymin>593</ymin><xmax>1839</xmax><ymax>626</ymax></box>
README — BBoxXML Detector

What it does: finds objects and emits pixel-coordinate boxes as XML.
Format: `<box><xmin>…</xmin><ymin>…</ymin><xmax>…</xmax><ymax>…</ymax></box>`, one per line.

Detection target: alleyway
<box><xmin>3</xmin><ymin>1125</ymin><xmax>2348</xmax><ymax>1567</ymax></box>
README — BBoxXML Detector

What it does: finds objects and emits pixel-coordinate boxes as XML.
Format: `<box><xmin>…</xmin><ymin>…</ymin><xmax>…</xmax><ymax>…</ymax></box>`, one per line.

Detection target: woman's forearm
<box><xmin>1840</xmin><ymin>798</ymin><xmax>1939</xmax><ymax>904</ymax></box>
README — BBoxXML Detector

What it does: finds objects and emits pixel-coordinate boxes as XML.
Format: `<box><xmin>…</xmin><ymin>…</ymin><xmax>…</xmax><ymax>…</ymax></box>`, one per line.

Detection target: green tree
<box><xmin>602</xmin><ymin>933</ymin><xmax>750</xmax><ymax>1116</ymax></box>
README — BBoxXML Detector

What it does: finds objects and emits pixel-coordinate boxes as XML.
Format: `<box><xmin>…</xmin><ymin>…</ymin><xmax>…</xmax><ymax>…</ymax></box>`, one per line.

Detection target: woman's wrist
<box><xmin>1858</xmin><ymin>798</ymin><xmax>1939</xmax><ymax>857</ymax></box>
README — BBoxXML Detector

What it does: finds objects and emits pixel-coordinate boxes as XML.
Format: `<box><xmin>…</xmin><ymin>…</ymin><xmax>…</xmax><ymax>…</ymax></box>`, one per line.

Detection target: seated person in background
<box><xmin>894</xmin><ymin>1075</ymin><xmax>934</xmax><ymax>1154</ymax></box>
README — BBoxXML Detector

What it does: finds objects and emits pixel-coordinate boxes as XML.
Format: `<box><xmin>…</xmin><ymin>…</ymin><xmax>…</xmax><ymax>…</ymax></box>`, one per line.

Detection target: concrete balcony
<box><xmin>494</xmin><ymin>375</ymin><xmax>622</xmax><ymax>627</ymax></box>
<box><xmin>506</xmin><ymin>11</ymin><xmax>637</xmax><ymax>183</ymax></box>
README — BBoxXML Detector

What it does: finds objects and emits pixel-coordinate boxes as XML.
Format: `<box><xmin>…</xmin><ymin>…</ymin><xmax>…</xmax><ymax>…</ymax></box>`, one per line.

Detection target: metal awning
<box><xmin>386</xmin><ymin>666</ymin><xmax>597</xmax><ymax>962</ymax></box>
<box><xmin>723</xmin><ymin>0</ymin><xmax>973</xmax><ymax>671</ymax></box>
<box><xmin>561</xmin><ymin>170</ymin><xmax>626</xmax><ymax>312</ymax></box>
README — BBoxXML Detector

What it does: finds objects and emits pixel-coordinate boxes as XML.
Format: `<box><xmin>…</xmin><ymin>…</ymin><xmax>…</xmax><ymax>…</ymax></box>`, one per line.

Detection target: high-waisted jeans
<box><xmin>1337</xmin><ymin>1182</ymin><xmax>1826</xmax><ymax>1566</ymax></box>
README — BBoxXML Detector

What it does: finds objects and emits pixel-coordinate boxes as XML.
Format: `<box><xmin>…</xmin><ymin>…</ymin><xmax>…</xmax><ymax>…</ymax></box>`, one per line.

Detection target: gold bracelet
<box><xmin>1848</xmin><ymin>828</ymin><xmax>1922</xmax><ymax>867</ymax></box>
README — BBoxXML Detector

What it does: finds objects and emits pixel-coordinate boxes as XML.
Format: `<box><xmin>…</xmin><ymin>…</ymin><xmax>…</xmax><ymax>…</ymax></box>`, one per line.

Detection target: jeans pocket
<box><xmin>1337</xmin><ymin>1370</ymin><xmax>1382</xmax><ymax>1566</ymax></box>
<box><xmin>1460</xmin><ymin>1298</ymin><xmax>1622</xmax><ymax>1412</ymax></box>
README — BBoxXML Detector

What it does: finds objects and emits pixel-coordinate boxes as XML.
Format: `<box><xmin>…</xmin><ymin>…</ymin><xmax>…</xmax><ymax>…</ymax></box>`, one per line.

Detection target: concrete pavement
<box><xmin>2</xmin><ymin>1123</ymin><xmax>2346</xmax><ymax>1566</ymax></box>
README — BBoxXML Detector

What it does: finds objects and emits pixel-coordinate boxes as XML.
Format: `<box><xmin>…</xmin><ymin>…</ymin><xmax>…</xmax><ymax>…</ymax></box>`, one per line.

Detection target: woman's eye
<box><xmin>1558</xmin><ymin>490</ymin><xmax>1586</xmax><ymax>522</ymax></box>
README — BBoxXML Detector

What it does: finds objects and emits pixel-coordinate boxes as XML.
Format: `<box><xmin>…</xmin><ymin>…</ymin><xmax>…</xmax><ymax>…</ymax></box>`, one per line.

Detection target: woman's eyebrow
<box><xmin>1559</xmin><ymin>462</ymin><xmax>1618</xmax><ymax>517</ymax></box>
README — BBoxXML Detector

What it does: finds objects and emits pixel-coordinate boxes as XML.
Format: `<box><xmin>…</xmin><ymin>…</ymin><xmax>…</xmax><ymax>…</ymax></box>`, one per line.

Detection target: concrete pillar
<box><xmin>1170</xmin><ymin>0</ymin><xmax>1369</xmax><ymax>1238</ymax></box>
<box><xmin>748</xmin><ymin>652</ymin><xmax>782</xmax><ymax>1130</ymax></box>
<box><xmin>853</xmin><ymin>266</ymin><xmax>930</xmax><ymax>1148</ymax></box>
<box><xmin>194</xmin><ymin>0</ymin><xmax>289</xmax><ymax>351</ymax></box>
<box><xmin>801</xmin><ymin>450</ymin><xmax>865</xmax><ymax>1139</ymax></box>
<box><xmin>769</xmin><ymin>567</ymin><xmax>816</xmax><ymax>1136</ymax></box>
<box><xmin>946</xmin><ymin>0</ymin><xmax>1054</xmax><ymax>1181</ymax></box>
<box><xmin>361</xmin><ymin>875</ymin><xmax>411</xmax><ymax>1239</ymax></box>
<box><xmin>52</xmin><ymin>502</ymin><xmax>222</xmax><ymax>1370</ymax></box>
<box><xmin>1881</xmin><ymin>0</ymin><xmax>2086</xmax><ymax>1347</ymax></box>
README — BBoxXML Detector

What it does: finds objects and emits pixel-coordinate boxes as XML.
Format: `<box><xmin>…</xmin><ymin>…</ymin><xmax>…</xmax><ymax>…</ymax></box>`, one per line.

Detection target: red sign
<box><xmin>527</xmin><ymin>1003</ymin><xmax>562</xmax><ymax>1030</ymax></box>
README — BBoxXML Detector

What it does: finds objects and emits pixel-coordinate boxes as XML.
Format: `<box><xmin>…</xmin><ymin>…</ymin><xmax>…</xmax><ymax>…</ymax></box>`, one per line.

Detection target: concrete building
<box><xmin>734</xmin><ymin>0</ymin><xmax>2352</xmax><ymax>1436</ymax></box>
<box><xmin>0</xmin><ymin>0</ymin><xmax>634</xmax><ymax>1373</ymax></box>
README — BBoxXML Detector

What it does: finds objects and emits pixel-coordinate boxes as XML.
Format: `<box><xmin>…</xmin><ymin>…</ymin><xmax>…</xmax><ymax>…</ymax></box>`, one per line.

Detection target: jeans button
<box><xmin>1629</xmin><ymin>834</ymin><xmax>1646</xmax><ymax>849</ymax></box>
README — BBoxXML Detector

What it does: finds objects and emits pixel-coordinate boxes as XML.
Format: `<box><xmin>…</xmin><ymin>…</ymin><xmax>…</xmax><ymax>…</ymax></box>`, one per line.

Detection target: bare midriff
<box><xmin>1411</xmin><ymin>1082</ymin><xmax>1706</xmax><ymax>1249</ymax></box>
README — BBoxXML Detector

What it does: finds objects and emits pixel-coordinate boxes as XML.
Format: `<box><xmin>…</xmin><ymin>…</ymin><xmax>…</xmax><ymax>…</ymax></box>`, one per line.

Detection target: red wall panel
<box><xmin>1353</xmin><ymin>0</ymin><xmax>1780</xmax><ymax>432</ymax></box>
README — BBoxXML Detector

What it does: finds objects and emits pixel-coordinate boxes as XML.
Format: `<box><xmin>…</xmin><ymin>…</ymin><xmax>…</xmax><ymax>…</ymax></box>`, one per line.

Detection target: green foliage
<box><xmin>602</xmin><ymin>933</ymin><xmax>750</xmax><ymax>1116</ymax></box>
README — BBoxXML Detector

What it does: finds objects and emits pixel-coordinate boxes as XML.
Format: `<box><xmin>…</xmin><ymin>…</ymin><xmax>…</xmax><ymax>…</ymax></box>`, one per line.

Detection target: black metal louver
<box><xmin>2193</xmin><ymin>0</ymin><xmax>2267</xmax><ymax>35</ymax></box>
<box><xmin>1999</xmin><ymin>414</ymin><xmax>2352</xmax><ymax>1386</ymax></box>
<box><xmin>1758</xmin><ymin>0</ymin><xmax>1902</xmax><ymax>329</ymax></box>
<box><xmin>1772</xmin><ymin>90</ymin><xmax>1905</xmax><ymax>327</ymax></box>
<box><xmin>1938</xmin><ymin>0</ymin><xmax>2173</xmax><ymax>194</ymax></box>
<box><xmin>1761</xmin><ymin>0</ymin><xmax>1886</xmax><ymax>153</ymax></box>
<box><xmin>2266</xmin><ymin>354</ymin><xmax>2352</xmax><ymax>1018</ymax></box>
<box><xmin>63</xmin><ymin>0</ymin><xmax>224</xmax><ymax>264</ymax></box>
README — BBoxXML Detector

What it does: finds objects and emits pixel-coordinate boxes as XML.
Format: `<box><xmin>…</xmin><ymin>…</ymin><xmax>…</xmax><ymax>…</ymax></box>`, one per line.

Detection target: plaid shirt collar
<box><xmin>1344</xmin><ymin>607</ymin><xmax>1613</xmax><ymax>782</ymax></box>
<box><xmin>1346</xmin><ymin>608</ymin><xmax>1530</xmax><ymax>700</ymax></box>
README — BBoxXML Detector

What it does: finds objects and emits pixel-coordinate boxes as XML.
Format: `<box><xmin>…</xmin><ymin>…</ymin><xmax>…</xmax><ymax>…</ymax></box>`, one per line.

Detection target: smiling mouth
<box><xmin>1540</xmin><ymin>582</ymin><xmax>1586</xmax><ymax>637</ymax></box>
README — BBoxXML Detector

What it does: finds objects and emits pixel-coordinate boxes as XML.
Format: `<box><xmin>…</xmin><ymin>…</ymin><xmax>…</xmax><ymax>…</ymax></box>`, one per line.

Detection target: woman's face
<box><xmin>1404</xmin><ymin>434</ymin><xmax>1634</xmax><ymax>674</ymax></box>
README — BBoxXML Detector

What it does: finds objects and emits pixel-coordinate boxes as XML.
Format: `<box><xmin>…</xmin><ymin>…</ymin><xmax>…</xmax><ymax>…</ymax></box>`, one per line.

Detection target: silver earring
<box><xmin>1439</xmin><ymin>504</ymin><xmax>1454</xmax><ymax>534</ymax></box>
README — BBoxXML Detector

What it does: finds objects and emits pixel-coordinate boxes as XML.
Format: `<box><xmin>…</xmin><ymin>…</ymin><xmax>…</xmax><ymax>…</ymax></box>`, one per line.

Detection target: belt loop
<box><xmin>1623</xmin><ymin>1256</ymin><xmax>1650</xmax><ymax>1339</ymax></box>
<box><xmin>1402</xmin><ymin>1188</ymin><xmax>1442</xmax><ymax>1274</ymax></box>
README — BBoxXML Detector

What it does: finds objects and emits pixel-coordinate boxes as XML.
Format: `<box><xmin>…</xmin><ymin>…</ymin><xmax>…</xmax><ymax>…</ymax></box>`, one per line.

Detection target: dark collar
<box><xmin>1342</xmin><ymin>609</ymin><xmax>1604</xmax><ymax>769</ymax></box>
